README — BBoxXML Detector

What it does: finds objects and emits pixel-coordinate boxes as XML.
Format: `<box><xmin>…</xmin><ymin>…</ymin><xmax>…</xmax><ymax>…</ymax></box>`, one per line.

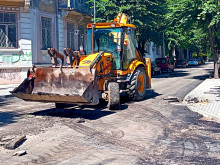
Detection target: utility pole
<box><xmin>94</xmin><ymin>0</ymin><xmax>96</xmax><ymax>23</ymax></box>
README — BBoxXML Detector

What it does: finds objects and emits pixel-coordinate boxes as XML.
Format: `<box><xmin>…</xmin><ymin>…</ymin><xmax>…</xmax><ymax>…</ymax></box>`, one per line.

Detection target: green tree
<box><xmin>88</xmin><ymin>0</ymin><xmax>167</xmax><ymax>55</ymax></box>
<box><xmin>165</xmin><ymin>0</ymin><xmax>220</xmax><ymax>78</ymax></box>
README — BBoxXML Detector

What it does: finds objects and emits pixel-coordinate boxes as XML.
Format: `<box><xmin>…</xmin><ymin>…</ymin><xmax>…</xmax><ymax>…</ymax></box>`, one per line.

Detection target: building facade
<box><xmin>0</xmin><ymin>0</ymin><xmax>92</xmax><ymax>84</ymax></box>
<box><xmin>144</xmin><ymin>42</ymin><xmax>164</xmax><ymax>62</ymax></box>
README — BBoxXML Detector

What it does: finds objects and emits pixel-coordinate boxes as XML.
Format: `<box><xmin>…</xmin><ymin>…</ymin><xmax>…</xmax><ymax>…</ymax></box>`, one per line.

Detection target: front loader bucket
<box><xmin>12</xmin><ymin>67</ymin><xmax>99</xmax><ymax>105</ymax></box>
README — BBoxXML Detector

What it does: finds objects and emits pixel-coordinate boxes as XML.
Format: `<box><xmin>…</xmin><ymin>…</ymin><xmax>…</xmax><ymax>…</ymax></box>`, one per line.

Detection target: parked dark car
<box><xmin>155</xmin><ymin>58</ymin><xmax>174</xmax><ymax>72</ymax></box>
<box><xmin>151</xmin><ymin>62</ymin><xmax>162</xmax><ymax>75</ymax></box>
<box><xmin>196</xmin><ymin>59</ymin><xmax>202</xmax><ymax>65</ymax></box>
<box><xmin>176</xmin><ymin>59</ymin><xmax>188</xmax><ymax>68</ymax></box>
<box><xmin>197</xmin><ymin>58</ymin><xmax>205</xmax><ymax>64</ymax></box>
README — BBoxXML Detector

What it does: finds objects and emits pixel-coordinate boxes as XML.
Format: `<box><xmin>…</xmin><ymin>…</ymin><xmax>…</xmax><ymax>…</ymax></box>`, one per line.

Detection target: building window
<box><xmin>41</xmin><ymin>17</ymin><xmax>52</xmax><ymax>49</ymax></box>
<box><xmin>67</xmin><ymin>23</ymin><xmax>74</xmax><ymax>50</ymax></box>
<box><xmin>0</xmin><ymin>12</ymin><xmax>17</xmax><ymax>48</ymax></box>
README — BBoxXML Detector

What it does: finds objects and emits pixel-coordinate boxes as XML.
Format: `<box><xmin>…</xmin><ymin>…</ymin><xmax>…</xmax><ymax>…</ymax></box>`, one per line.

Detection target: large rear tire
<box><xmin>127</xmin><ymin>67</ymin><xmax>146</xmax><ymax>101</ymax></box>
<box><xmin>107</xmin><ymin>82</ymin><xmax>120</xmax><ymax>110</ymax></box>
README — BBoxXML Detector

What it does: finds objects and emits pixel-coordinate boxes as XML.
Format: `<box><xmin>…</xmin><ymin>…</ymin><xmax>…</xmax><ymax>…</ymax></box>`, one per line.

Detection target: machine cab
<box><xmin>86</xmin><ymin>23</ymin><xmax>137</xmax><ymax>71</ymax></box>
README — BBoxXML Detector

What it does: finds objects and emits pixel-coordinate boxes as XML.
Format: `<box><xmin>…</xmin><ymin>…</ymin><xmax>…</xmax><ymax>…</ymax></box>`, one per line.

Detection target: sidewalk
<box><xmin>0</xmin><ymin>84</ymin><xmax>19</xmax><ymax>99</ymax></box>
<box><xmin>184</xmin><ymin>79</ymin><xmax>220</xmax><ymax>123</ymax></box>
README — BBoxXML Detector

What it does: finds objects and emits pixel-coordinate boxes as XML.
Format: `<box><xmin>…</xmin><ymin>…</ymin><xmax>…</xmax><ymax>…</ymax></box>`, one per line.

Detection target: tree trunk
<box><xmin>138</xmin><ymin>41</ymin><xmax>145</xmax><ymax>58</ymax></box>
<box><xmin>208</xmin><ymin>26</ymin><xmax>219</xmax><ymax>79</ymax></box>
<box><xmin>212</xmin><ymin>51</ymin><xmax>218</xmax><ymax>79</ymax></box>
<box><xmin>214</xmin><ymin>59</ymin><xmax>219</xmax><ymax>78</ymax></box>
<box><xmin>172</xmin><ymin>48</ymin><xmax>176</xmax><ymax>61</ymax></box>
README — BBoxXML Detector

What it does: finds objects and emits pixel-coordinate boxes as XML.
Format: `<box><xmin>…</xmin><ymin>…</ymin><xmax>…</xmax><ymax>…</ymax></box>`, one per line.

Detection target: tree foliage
<box><xmin>88</xmin><ymin>0</ymin><xmax>220</xmax><ymax>77</ymax></box>
<box><xmin>165</xmin><ymin>0</ymin><xmax>220</xmax><ymax>78</ymax></box>
<box><xmin>88</xmin><ymin>0</ymin><xmax>167</xmax><ymax>53</ymax></box>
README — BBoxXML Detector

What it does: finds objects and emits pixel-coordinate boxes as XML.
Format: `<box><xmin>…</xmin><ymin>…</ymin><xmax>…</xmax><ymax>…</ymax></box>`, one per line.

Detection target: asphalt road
<box><xmin>1</xmin><ymin>62</ymin><xmax>220</xmax><ymax>165</ymax></box>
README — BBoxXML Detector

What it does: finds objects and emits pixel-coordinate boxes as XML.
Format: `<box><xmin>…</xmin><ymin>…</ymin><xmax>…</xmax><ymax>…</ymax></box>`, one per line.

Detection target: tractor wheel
<box><xmin>107</xmin><ymin>82</ymin><xmax>120</xmax><ymax>110</ymax></box>
<box><xmin>127</xmin><ymin>67</ymin><xmax>146</xmax><ymax>101</ymax></box>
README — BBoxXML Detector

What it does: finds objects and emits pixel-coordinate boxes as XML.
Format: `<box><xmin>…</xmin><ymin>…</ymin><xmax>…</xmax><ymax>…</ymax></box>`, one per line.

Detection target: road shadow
<box><xmin>189</xmin><ymin>75</ymin><xmax>211</xmax><ymax>80</ymax></box>
<box><xmin>188</xmin><ymin>63</ymin><xmax>211</xmax><ymax>69</ymax></box>
<box><xmin>0</xmin><ymin>111</ymin><xmax>18</xmax><ymax>127</ymax></box>
<box><xmin>120</xmin><ymin>89</ymin><xmax>162</xmax><ymax>105</ymax></box>
<box><xmin>30</xmin><ymin>102</ymin><xmax>117</xmax><ymax>120</ymax></box>
<box><xmin>0</xmin><ymin>97</ymin><xmax>20</xmax><ymax>127</ymax></box>
<box><xmin>146</xmin><ymin>89</ymin><xmax>162</xmax><ymax>99</ymax></box>
<box><xmin>204</xmin><ymin>86</ymin><xmax>220</xmax><ymax>99</ymax></box>
<box><xmin>0</xmin><ymin>96</ymin><xmax>15</xmax><ymax>107</ymax></box>
<box><xmin>30</xmin><ymin>98</ymin><xmax>130</xmax><ymax>120</ymax></box>
<box><xmin>153</xmin><ymin>70</ymin><xmax>189</xmax><ymax>78</ymax></box>
<box><xmin>31</xmin><ymin>90</ymin><xmax>162</xmax><ymax>120</ymax></box>
<box><xmin>0</xmin><ymin>97</ymin><xmax>6</xmax><ymax>106</ymax></box>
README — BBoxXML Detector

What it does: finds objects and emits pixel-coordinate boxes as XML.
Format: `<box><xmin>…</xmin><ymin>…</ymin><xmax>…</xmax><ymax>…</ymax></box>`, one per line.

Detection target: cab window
<box><xmin>123</xmin><ymin>27</ymin><xmax>136</xmax><ymax>69</ymax></box>
<box><xmin>86</xmin><ymin>28</ymin><xmax>122</xmax><ymax>70</ymax></box>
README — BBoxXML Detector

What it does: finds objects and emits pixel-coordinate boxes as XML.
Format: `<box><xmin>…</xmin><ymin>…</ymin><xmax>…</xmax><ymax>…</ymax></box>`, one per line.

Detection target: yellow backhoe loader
<box><xmin>12</xmin><ymin>13</ymin><xmax>151</xmax><ymax>110</ymax></box>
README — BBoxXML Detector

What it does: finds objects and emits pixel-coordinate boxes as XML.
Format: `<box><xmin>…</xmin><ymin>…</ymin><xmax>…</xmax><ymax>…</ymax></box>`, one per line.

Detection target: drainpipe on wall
<box><xmin>56</xmin><ymin>0</ymin><xmax>59</xmax><ymax>51</ymax></box>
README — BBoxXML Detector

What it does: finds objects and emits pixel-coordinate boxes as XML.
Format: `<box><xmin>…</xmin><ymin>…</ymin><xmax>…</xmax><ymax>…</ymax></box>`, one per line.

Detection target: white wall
<box><xmin>144</xmin><ymin>42</ymin><xmax>163</xmax><ymax>62</ymax></box>
<box><xmin>0</xmin><ymin>7</ymin><xmax>32</xmax><ymax>84</ymax></box>
<box><xmin>19</xmin><ymin>7</ymin><xmax>32</xmax><ymax>67</ymax></box>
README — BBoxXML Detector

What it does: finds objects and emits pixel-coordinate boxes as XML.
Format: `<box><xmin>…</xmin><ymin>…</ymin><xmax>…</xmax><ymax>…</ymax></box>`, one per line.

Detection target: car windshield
<box><xmin>161</xmin><ymin>59</ymin><xmax>166</xmax><ymax>64</ymax></box>
<box><xmin>86</xmin><ymin>28</ymin><xmax>122</xmax><ymax>56</ymax></box>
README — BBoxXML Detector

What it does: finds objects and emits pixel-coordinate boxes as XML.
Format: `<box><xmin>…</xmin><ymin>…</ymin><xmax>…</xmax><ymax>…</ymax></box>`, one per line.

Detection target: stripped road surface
<box><xmin>1</xmin><ymin>62</ymin><xmax>220</xmax><ymax>165</ymax></box>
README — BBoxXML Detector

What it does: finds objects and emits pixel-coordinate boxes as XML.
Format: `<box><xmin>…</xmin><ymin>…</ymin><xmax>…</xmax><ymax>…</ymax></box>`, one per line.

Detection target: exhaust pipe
<box><xmin>92</xmin><ymin>24</ymin><xmax>95</xmax><ymax>54</ymax></box>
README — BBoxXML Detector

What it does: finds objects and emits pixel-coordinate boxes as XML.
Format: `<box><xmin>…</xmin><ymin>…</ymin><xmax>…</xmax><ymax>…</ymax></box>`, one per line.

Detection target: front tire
<box><xmin>127</xmin><ymin>67</ymin><xmax>146</xmax><ymax>101</ymax></box>
<box><xmin>107</xmin><ymin>82</ymin><xmax>120</xmax><ymax>110</ymax></box>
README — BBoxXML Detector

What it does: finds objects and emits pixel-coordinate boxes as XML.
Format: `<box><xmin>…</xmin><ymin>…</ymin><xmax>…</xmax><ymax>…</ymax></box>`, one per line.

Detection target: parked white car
<box><xmin>188</xmin><ymin>59</ymin><xmax>199</xmax><ymax>66</ymax></box>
